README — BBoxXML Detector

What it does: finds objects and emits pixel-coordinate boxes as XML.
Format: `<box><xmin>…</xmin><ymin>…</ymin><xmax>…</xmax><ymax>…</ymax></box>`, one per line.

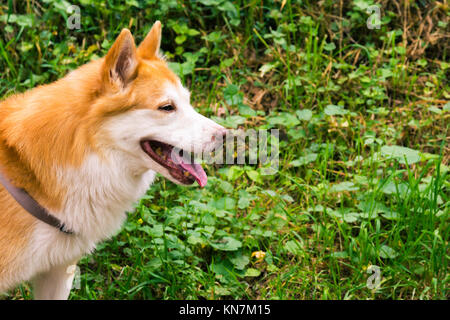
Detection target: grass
<box><xmin>1</xmin><ymin>0</ymin><xmax>448</xmax><ymax>300</ymax></box>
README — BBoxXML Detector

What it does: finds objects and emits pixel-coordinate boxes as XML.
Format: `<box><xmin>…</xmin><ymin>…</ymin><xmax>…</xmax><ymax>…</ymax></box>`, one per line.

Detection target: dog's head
<box><xmin>92</xmin><ymin>22</ymin><xmax>226</xmax><ymax>187</ymax></box>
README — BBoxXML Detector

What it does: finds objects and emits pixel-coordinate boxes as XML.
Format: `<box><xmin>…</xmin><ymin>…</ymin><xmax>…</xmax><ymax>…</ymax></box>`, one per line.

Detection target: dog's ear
<box><xmin>102</xmin><ymin>28</ymin><xmax>138</xmax><ymax>88</ymax></box>
<box><xmin>137</xmin><ymin>21</ymin><xmax>162</xmax><ymax>60</ymax></box>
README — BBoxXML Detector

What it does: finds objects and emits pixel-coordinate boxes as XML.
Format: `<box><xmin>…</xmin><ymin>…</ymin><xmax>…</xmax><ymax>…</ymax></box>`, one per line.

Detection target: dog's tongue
<box><xmin>180</xmin><ymin>162</ymin><xmax>207</xmax><ymax>188</ymax></box>
<box><xmin>174</xmin><ymin>152</ymin><xmax>207</xmax><ymax>188</ymax></box>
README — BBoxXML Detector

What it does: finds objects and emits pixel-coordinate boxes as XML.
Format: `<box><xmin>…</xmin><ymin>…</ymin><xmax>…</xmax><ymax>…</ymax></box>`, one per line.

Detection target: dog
<box><xmin>0</xmin><ymin>21</ymin><xmax>226</xmax><ymax>299</ymax></box>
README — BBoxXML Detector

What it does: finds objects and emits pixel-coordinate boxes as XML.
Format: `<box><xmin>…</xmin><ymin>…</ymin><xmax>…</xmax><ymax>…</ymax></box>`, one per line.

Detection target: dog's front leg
<box><xmin>32</xmin><ymin>261</ymin><xmax>78</xmax><ymax>300</ymax></box>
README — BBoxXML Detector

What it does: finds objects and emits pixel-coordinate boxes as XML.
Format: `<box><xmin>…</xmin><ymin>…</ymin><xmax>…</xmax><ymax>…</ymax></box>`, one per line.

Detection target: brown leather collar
<box><xmin>0</xmin><ymin>169</ymin><xmax>73</xmax><ymax>234</ymax></box>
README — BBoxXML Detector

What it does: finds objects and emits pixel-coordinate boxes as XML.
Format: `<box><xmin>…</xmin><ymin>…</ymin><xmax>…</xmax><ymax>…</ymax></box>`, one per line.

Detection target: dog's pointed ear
<box><xmin>137</xmin><ymin>21</ymin><xmax>162</xmax><ymax>60</ymax></box>
<box><xmin>102</xmin><ymin>28</ymin><xmax>138</xmax><ymax>88</ymax></box>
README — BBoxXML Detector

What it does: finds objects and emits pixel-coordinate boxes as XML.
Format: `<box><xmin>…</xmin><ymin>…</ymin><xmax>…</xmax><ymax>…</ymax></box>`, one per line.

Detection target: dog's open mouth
<box><xmin>140</xmin><ymin>140</ymin><xmax>207</xmax><ymax>188</ymax></box>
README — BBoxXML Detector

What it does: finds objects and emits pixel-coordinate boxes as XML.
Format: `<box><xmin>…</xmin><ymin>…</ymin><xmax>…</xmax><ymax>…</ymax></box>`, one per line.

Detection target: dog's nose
<box><xmin>219</xmin><ymin>127</ymin><xmax>228</xmax><ymax>138</ymax></box>
<box><xmin>211</xmin><ymin>127</ymin><xmax>228</xmax><ymax>142</ymax></box>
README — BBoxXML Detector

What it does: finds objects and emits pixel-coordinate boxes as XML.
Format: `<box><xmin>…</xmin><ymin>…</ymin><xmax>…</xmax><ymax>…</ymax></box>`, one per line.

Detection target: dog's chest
<box><xmin>60</xmin><ymin>153</ymin><xmax>156</xmax><ymax>241</ymax></box>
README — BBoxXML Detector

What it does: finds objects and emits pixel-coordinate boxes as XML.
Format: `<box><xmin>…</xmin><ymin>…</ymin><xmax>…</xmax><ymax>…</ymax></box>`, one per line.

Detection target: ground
<box><xmin>0</xmin><ymin>0</ymin><xmax>448</xmax><ymax>300</ymax></box>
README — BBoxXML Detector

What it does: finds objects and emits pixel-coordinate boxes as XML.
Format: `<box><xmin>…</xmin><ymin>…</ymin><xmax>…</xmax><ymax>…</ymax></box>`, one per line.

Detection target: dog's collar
<box><xmin>0</xmin><ymin>169</ymin><xmax>73</xmax><ymax>235</ymax></box>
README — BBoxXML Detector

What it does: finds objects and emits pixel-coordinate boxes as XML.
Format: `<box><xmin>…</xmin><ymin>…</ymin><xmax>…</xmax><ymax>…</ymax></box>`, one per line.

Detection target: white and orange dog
<box><xmin>0</xmin><ymin>21</ymin><xmax>226</xmax><ymax>299</ymax></box>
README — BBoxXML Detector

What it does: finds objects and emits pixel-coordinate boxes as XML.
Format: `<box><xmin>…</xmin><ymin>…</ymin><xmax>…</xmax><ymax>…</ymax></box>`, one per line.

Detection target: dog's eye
<box><xmin>158</xmin><ymin>104</ymin><xmax>176</xmax><ymax>112</ymax></box>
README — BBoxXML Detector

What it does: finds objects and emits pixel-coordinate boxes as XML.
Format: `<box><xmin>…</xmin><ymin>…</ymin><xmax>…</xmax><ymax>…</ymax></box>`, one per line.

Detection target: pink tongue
<box><xmin>174</xmin><ymin>153</ymin><xmax>208</xmax><ymax>188</ymax></box>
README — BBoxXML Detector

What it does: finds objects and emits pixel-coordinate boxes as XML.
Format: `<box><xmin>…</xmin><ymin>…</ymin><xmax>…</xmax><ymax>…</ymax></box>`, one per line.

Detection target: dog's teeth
<box><xmin>156</xmin><ymin>147</ymin><xmax>163</xmax><ymax>156</ymax></box>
